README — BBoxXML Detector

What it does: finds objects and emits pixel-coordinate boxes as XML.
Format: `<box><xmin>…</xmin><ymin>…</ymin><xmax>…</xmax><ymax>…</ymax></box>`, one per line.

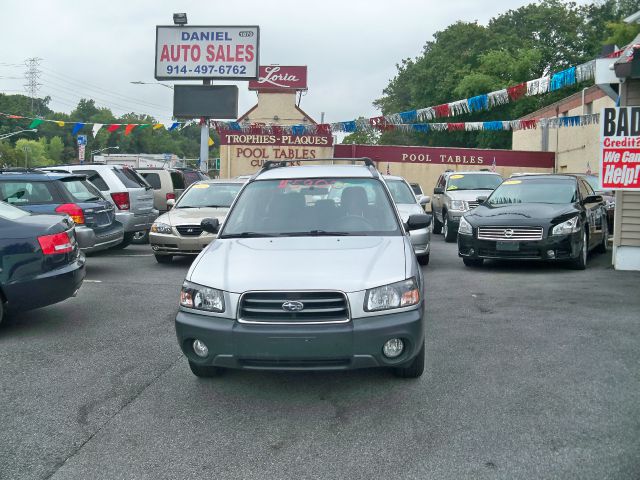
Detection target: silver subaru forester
<box><xmin>175</xmin><ymin>159</ymin><xmax>431</xmax><ymax>378</ymax></box>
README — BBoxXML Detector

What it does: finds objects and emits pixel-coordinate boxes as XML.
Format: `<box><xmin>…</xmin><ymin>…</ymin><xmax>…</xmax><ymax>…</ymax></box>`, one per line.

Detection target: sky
<box><xmin>0</xmin><ymin>0</ymin><xmax>591</xmax><ymax>125</ymax></box>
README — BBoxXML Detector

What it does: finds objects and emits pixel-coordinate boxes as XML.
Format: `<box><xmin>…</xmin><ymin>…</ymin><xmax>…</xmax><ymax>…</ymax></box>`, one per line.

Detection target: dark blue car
<box><xmin>0</xmin><ymin>171</ymin><xmax>123</xmax><ymax>253</ymax></box>
<box><xmin>0</xmin><ymin>200</ymin><xmax>85</xmax><ymax>324</ymax></box>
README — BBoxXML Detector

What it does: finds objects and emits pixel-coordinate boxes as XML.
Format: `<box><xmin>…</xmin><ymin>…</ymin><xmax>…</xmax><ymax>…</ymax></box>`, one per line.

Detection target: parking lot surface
<box><xmin>1</xmin><ymin>237</ymin><xmax>639</xmax><ymax>480</ymax></box>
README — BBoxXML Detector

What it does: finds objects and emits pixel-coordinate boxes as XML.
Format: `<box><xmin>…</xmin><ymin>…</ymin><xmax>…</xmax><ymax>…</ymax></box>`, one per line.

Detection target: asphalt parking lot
<box><xmin>1</xmin><ymin>236</ymin><xmax>639</xmax><ymax>480</ymax></box>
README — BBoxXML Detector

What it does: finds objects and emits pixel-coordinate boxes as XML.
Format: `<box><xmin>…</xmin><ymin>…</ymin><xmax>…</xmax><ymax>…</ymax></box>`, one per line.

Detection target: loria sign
<box><xmin>600</xmin><ymin>107</ymin><xmax>640</xmax><ymax>190</ymax></box>
<box><xmin>249</xmin><ymin>66</ymin><xmax>308</xmax><ymax>91</ymax></box>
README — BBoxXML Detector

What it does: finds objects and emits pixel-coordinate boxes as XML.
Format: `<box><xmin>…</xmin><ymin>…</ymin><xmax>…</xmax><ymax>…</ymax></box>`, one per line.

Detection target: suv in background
<box><xmin>409</xmin><ymin>182</ymin><xmax>426</xmax><ymax>207</ymax></box>
<box><xmin>0</xmin><ymin>170</ymin><xmax>123</xmax><ymax>253</ymax></box>
<box><xmin>431</xmin><ymin>171</ymin><xmax>503</xmax><ymax>242</ymax></box>
<box><xmin>137</xmin><ymin>167</ymin><xmax>199</xmax><ymax>213</ymax></box>
<box><xmin>41</xmin><ymin>164</ymin><xmax>158</xmax><ymax>248</ymax></box>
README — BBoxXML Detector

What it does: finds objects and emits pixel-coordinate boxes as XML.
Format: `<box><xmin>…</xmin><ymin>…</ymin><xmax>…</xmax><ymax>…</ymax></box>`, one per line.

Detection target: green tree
<box><xmin>46</xmin><ymin>136</ymin><xmax>64</xmax><ymax>162</ymax></box>
<box><xmin>15</xmin><ymin>138</ymin><xmax>49</xmax><ymax>167</ymax></box>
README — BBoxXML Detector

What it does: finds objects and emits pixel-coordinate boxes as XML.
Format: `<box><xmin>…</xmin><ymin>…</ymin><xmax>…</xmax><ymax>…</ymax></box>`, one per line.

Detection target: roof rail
<box><xmin>0</xmin><ymin>167</ymin><xmax>45</xmax><ymax>174</ymax></box>
<box><xmin>252</xmin><ymin>158</ymin><xmax>380</xmax><ymax>181</ymax></box>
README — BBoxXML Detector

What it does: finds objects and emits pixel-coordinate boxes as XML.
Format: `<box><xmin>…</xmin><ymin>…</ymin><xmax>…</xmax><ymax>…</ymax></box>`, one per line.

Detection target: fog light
<box><xmin>547</xmin><ymin>250</ymin><xmax>555</xmax><ymax>259</ymax></box>
<box><xmin>151</xmin><ymin>245</ymin><xmax>159</xmax><ymax>251</ymax></box>
<box><xmin>383</xmin><ymin>338</ymin><xmax>404</xmax><ymax>358</ymax></box>
<box><xmin>469</xmin><ymin>248</ymin><xmax>475</xmax><ymax>256</ymax></box>
<box><xmin>192</xmin><ymin>339</ymin><xmax>209</xmax><ymax>357</ymax></box>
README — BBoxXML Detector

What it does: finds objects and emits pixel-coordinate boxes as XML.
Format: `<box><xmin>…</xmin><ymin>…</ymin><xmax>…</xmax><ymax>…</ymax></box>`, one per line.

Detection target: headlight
<box><xmin>450</xmin><ymin>200</ymin><xmax>467</xmax><ymax>211</ymax></box>
<box><xmin>151</xmin><ymin>222</ymin><xmax>172</xmax><ymax>234</ymax></box>
<box><xmin>364</xmin><ymin>278</ymin><xmax>420</xmax><ymax>312</ymax></box>
<box><xmin>551</xmin><ymin>216</ymin><xmax>580</xmax><ymax>236</ymax></box>
<box><xmin>458</xmin><ymin>216</ymin><xmax>473</xmax><ymax>235</ymax></box>
<box><xmin>180</xmin><ymin>281</ymin><xmax>225</xmax><ymax>312</ymax></box>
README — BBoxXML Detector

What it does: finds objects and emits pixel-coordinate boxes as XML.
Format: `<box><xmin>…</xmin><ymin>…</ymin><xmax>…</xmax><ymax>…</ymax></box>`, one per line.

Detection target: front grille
<box><xmin>239</xmin><ymin>291</ymin><xmax>349</xmax><ymax>324</ymax></box>
<box><xmin>477</xmin><ymin>226</ymin><xmax>543</xmax><ymax>241</ymax></box>
<box><xmin>467</xmin><ymin>201</ymin><xmax>480</xmax><ymax>210</ymax></box>
<box><xmin>478</xmin><ymin>247</ymin><xmax>541</xmax><ymax>259</ymax></box>
<box><xmin>240</xmin><ymin>359</ymin><xmax>351</xmax><ymax>369</ymax></box>
<box><xmin>176</xmin><ymin>225</ymin><xmax>203</xmax><ymax>236</ymax></box>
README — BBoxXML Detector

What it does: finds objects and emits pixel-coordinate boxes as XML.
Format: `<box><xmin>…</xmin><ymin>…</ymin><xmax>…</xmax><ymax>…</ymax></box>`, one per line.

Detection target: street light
<box><xmin>130</xmin><ymin>81</ymin><xmax>174</xmax><ymax>90</ymax></box>
<box><xmin>91</xmin><ymin>146</ymin><xmax>120</xmax><ymax>162</ymax></box>
<box><xmin>21</xmin><ymin>145</ymin><xmax>31</xmax><ymax>169</ymax></box>
<box><xmin>0</xmin><ymin>128</ymin><xmax>38</xmax><ymax>141</ymax></box>
<box><xmin>173</xmin><ymin>13</ymin><xmax>187</xmax><ymax>25</ymax></box>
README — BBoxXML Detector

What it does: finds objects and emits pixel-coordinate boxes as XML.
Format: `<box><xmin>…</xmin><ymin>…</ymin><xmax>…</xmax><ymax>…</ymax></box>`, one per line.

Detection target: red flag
<box><xmin>107</xmin><ymin>124</ymin><xmax>121</xmax><ymax>132</ymax></box>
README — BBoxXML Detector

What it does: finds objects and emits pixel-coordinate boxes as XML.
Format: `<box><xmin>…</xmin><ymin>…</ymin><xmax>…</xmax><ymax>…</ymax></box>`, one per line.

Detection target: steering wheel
<box><xmin>335</xmin><ymin>215</ymin><xmax>374</xmax><ymax>231</ymax></box>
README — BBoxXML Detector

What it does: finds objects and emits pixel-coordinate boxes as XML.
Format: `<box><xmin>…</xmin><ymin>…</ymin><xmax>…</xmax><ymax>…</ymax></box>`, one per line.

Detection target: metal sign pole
<box><xmin>200</xmin><ymin>79</ymin><xmax>211</xmax><ymax>171</ymax></box>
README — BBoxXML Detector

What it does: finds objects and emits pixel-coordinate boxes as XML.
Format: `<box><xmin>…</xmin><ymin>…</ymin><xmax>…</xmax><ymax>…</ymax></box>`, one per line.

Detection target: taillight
<box><xmin>166</xmin><ymin>192</ymin><xmax>175</xmax><ymax>201</ymax></box>
<box><xmin>111</xmin><ymin>192</ymin><xmax>130</xmax><ymax>210</ymax></box>
<box><xmin>55</xmin><ymin>203</ymin><xmax>85</xmax><ymax>224</ymax></box>
<box><xmin>38</xmin><ymin>232</ymin><xmax>73</xmax><ymax>255</ymax></box>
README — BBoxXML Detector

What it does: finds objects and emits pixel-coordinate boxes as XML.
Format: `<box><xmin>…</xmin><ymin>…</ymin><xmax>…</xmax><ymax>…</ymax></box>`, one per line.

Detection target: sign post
<box><xmin>600</xmin><ymin>107</ymin><xmax>640</xmax><ymax>191</ymax></box>
<box><xmin>77</xmin><ymin>135</ymin><xmax>87</xmax><ymax>164</ymax></box>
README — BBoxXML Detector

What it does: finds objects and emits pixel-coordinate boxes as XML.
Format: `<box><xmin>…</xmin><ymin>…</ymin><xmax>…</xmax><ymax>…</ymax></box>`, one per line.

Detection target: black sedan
<box><xmin>0</xmin><ymin>201</ymin><xmax>85</xmax><ymax>325</ymax></box>
<box><xmin>457</xmin><ymin>175</ymin><xmax>608</xmax><ymax>269</ymax></box>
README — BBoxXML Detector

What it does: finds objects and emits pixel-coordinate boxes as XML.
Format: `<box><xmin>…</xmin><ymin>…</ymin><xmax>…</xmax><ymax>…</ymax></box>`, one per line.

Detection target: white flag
<box><xmin>92</xmin><ymin>123</ymin><xmax>103</xmax><ymax>137</ymax></box>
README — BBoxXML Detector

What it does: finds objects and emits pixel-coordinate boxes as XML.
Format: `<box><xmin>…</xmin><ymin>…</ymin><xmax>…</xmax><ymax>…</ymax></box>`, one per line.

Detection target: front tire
<box><xmin>463</xmin><ymin>257</ymin><xmax>483</xmax><ymax>267</ymax></box>
<box><xmin>0</xmin><ymin>300</ymin><xmax>4</xmax><ymax>326</ymax></box>
<box><xmin>569</xmin><ymin>230</ymin><xmax>588</xmax><ymax>270</ymax></box>
<box><xmin>155</xmin><ymin>254</ymin><xmax>173</xmax><ymax>264</ymax></box>
<box><xmin>443</xmin><ymin>216</ymin><xmax>456</xmax><ymax>242</ymax></box>
<box><xmin>132</xmin><ymin>230</ymin><xmax>149</xmax><ymax>244</ymax></box>
<box><xmin>418</xmin><ymin>253</ymin><xmax>430</xmax><ymax>266</ymax></box>
<box><xmin>188</xmin><ymin>361</ymin><xmax>225</xmax><ymax>378</ymax></box>
<box><xmin>595</xmin><ymin>222</ymin><xmax>608</xmax><ymax>254</ymax></box>
<box><xmin>432</xmin><ymin>210</ymin><xmax>442</xmax><ymax>234</ymax></box>
<box><xmin>393</xmin><ymin>342</ymin><xmax>425</xmax><ymax>378</ymax></box>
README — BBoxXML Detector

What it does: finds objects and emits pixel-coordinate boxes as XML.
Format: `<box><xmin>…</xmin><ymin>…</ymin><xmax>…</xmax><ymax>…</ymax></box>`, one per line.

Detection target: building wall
<box><xmin>512</xmin><ymin>94</ymin><xmax>614</xmax><ymax>174</ymax></box>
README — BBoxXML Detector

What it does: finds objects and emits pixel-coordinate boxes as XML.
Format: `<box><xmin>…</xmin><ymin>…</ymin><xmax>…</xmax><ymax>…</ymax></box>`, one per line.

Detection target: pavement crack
<box><xmin>43</xmin><ymin>353</ymin><xmax>184</xmax><ymax>480</ymax></box>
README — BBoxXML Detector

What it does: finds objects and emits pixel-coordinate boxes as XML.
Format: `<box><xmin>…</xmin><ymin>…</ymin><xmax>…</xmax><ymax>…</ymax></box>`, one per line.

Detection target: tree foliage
<box><xmin>374</xmin><ymin>0</ymin><xmax>637</xmax><ymax>149</ymax></box>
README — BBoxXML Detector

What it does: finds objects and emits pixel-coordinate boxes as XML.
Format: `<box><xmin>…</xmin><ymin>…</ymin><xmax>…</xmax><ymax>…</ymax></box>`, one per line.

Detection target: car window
<box><xmin>221</xmin><ymin>177</ymin><xmax>401</xmax><ymax>237</ymax></box>
<box><xmin>436</xmin><ymin>175</ymin><xmax>446</xmax><ymax>189</ymax></box>
<box><xmin>60</xmin><ymin>179</ymin><xmax>104</xmax><ymax>202</ymax></box>
<box><xmin>182</xmin><ymin>171</ymin><xmax>201</xmax><ymax>186</ymax></box>
<box><xmin>446</xmin><ymin>174</ymin><xmax>502</xmax><ymax>191</ymax></box>
<box><xmin>0</xmin><ymin>180</ymin><xmax>56</xmax><ymax>205</ymax></box>
<box><xmin>141</xmin><ymin>172</ymin><xmax>162</xmax><ymax>190</ymax></box>
<box><xmin>387</xmin><ymin>180</ymin><xmax>417</xmax><ymax>204</ymax></box>
<box><xmin>170</xmin><ymin>171</ymin><xmax>185</xmax><ymax>189</ymax></box>
<box><xmin>579</xmin><ymin>179</ymin><xmax>594</xmax><ymax>198</ymax></box>
<box><xmin>176</xmin><ymin>183</ymin><xmax>243</xmax><ymax>208</ymax></box>
<box><xmin>488</xmin><ymin>179</ymin><xmax>578</xmax><ymax>205</ymax></box>
<box><xmin>112</xmin><ymin>167</ymin><xmax>147</xmax><ymax>189</ymax></box>
<box><xmin>583</xmin><ymin>176</ymin><xmax>600</xmax><ymax>192</ymax></box>
<box><xmin>410</xmin><ymin>183</ymin><xmax>422</xmax><ymax>195</ymax></box>
<box><xmin>74</xmin><ymin>170</ymin><xmax>109</xmax><ymax>191</ymax></box>
<box><xmin>0</xmin><ymin>200</ymin><xmax>30</xmax><ymax>220</ymax></box>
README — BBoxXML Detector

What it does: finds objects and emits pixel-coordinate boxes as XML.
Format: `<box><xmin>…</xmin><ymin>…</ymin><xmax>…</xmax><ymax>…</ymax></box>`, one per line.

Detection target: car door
<box><xmin>578</xmin><ymin>178</ymin><xmax>604</xmax><ymax>248</ymax></box>
<box><xmin>432</xmin><ymin>175</ymin><xmax>445</xmax><ymax>220</ymax></box>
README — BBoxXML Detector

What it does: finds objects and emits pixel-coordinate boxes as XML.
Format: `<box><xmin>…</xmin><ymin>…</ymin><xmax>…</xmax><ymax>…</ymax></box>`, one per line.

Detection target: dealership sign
<box><xmin>155</xmin><ymin>26</ymin><xmax>259</xmax><ymax>80</ymax></box>
<box><xmin>249</xmin><ymin>66</ymin><xmax>308</xmax><ymax>91</ymax></box>
<box><xmin>600</xmin><ymin>107</ymin><xmax>640</xmax><ymax>190</ymax></box>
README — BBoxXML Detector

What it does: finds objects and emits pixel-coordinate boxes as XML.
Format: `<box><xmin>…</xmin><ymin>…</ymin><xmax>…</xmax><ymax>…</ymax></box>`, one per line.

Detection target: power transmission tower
<box><xmin>24</xmin><ymin>57</ymin><xmax>42</xmax><ymax>114</ymax></box>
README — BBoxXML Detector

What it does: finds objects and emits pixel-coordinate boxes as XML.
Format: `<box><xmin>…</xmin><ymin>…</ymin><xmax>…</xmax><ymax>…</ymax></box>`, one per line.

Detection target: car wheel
<box><xmin>570</xmin><ymin>231</ymin><xmax>588</xmax><ymax>270</ymax></box>
<box><xmin>432</xmin><ymin>210</ymin><xmax>442</xmax><ymax>234</ymax></box>
<box><xmin>418</xmin><ymin>253</ymin><xmax>430</xmax><ymax>266</ymax></box>
<box><xmin>595</xmin><ymin>222</ymin><xmax>608</xmax><ymax>254</ymax></box>
<box><xmin>188</xmin><ymin>361</ymin><xmax>225</xmax><ymax>378</ymax></box>
<box><xmin>112</xmin><ymin>232</ymin><xmax>135</xmax><ymax>250</ymax></box>
<box><xmin>463</xmin><ymin>257</ymin><xmax>483</xmax><ymax>267</ymax></box>
<box><xmin>443</xmin><ymin>216</ymin><xmax>456</xmax><ymax>243</ymax></box>
<box><xmin>0</xmin><ymin>299</ymin><xmax>4</xmax><ymax>326</ymax></box>
<box><xmin>155</xmin><ymin>254</ymin><xmax>173</xmax><ymax>264</ymax></box>
<box><xmin>131</xmin><ymin>230</ymin><xmax>149</xmax><ymax>244</ymax></box>
<box><xmin>393</xmin><ymin>342</ymin><xmax>425</xmax><ymax>378</ymax></box>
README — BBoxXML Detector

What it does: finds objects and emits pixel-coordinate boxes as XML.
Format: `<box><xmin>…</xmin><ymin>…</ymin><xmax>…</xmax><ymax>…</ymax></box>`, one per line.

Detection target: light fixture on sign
<box><xmin>173</xmin><ymin>13</ymin><xmax>188</xmax><ymax>25</ymax></box>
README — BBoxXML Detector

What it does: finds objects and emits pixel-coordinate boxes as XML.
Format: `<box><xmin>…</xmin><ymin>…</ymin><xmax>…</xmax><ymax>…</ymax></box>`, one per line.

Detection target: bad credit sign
<box><xmin>155</xmin><ymin>26</ymin><xmax>259</xmax><ymax>80</ymax></box>
<box><xmin>600</xmin><ymin>107</ymin><xmax>640</xmax><ymax>190</ymax></box>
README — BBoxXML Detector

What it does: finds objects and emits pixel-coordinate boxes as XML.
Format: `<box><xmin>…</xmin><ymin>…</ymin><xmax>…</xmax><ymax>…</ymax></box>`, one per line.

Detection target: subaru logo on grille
<box><xmin>504</xmin><ymin>229</ymin><xmax>514</xmax><ymax>238</ymax></box>
<box><xmin>282</xmin><ymin>301</ymin><xmax>304</xmax><ymax>312</ymax></box>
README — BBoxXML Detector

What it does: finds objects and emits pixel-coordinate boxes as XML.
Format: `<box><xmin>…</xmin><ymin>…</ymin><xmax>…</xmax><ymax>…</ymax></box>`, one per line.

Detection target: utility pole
<box><xmin>24</xmin><ymin>57</ymin><xmax>42</xmax><ymax>115</ymax></box>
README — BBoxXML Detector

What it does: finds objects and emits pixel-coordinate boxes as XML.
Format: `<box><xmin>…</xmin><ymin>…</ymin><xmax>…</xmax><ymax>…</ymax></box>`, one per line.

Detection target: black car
<box><xmin>0</xmin><ymin>201</ymin><xmax>85</xmax><ymax>324</ymax></box>
<box><xmin>457</xmin><ymin>175</ymin><xmax>608</xmax><ymax>269</ymax></box>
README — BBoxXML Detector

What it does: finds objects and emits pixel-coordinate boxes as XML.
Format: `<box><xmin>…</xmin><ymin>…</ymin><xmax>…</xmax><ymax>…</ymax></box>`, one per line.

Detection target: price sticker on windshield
<box><xmin>450</xmin><ymin>174</ymin><xmax>464</xmax><ymax>179</ymax></box>
<box><xmin>503</xmin><ymin>180</ymin><xmax>521</xmax><ymax>185</ymax></box>
<box><xmin>193</xmin><ymin>184</ymin><xmax>210</xmax><ymax>189</ymax></box>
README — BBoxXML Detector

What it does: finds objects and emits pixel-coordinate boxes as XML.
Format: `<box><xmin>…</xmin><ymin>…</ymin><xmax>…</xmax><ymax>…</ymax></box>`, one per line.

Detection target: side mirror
<box><xmin>584</xmin><ymin>195</ymin><xmax>603</xmax><ymax>204</ymax></box>
<box><xmin>201</xmin><ymin>217</ymin><xmax>220</xmax><ymax>234</ymax></box>
<box><xmin>406</xmin><ymin>213</ymin><xmax>432</xmax><ymax>231</ymax></box>
<box><xmin>166</xmin><ymin>198</ymin><xmax>176</xmax><ymax>210</ymax></box>
<box><xmin>433</xmin><ymin>187</ymin><xmax>444</xmax><ymax>195</ymax></box>
<box><xmin>419</xmin><ymin>196</ymin><xmax>430</xmax><ymax>206</ymax></box>
<box><xmin>476</xmin><ymin>196</ymin><xmax>488</xmax><ymax>204</ymax></box>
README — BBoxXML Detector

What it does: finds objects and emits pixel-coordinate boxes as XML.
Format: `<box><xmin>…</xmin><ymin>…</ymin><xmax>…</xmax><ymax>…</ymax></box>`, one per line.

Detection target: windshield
<box><xmin>0</xmin><ymin>200</ymin><xmax>30</xmax><ymax>220</ymax></box>
<box><xmin>387</xmin><ymin>180</ymin><xmax>417</xmax><ymax>204</ymax></box>
<box><xmin>488</xmin><ymin>179</ymin><xmax>578</xmax><ymax>205</ymax></box>
<box><xmin>446</xmin><ymin>174</ymin><xmax>502</xmax><ymax>191</ymax></box>
<box><xmin>220</xmin><ymin>177</ymin><xmax>401</xmax><ymax>237</ymax></box>
<box><xmin>176</xmin><ymin>182</ymin><xmax>243</xmax><ymax>208</ymax></box>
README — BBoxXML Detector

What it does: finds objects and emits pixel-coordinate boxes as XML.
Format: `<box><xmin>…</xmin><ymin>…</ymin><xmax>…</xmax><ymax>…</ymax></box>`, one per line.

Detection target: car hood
<box><xmin>466</xmin><ymin>203</ymin><xmax>579</xmax><ymax>226</ymax></box>
<box><xmin>189</xmin><ymin>236</ymin><xmax>408</xmax><ymax>293</ymax></box>
<box><xmin>395</xmin><ymin>203</ymin><xmax>424</xmax><ymax>222</ymax></box>
<box><xmin>446</xmin><ymin>189</ymin><xmax>495</xmax><ymax>201</ymax></box>
<box><xmin>162</xmin><ymin>206</ymin><xmax>230</xmax><ymax>226</ymax></box>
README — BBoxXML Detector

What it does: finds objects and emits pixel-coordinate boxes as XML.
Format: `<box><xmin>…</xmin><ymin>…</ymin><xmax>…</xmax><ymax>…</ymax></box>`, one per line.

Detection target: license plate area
<box><xmin>496</xmin><ymin>241</ymin><xmax>520</xmax><ymax>251</ymax></box>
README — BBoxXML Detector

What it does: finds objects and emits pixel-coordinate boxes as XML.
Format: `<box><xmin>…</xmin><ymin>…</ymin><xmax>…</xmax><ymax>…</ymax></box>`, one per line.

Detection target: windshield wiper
<box><xmin>203</xmin><ymin>205</ymin><xmax>226</xmax><ymax>208</ymax></box>
<box><xmin>219</xmin><ymin>232</ymin><xmax>277</xmax><ymax>238</ymax></box>
<box><xmin>83</xmin><ymin>196</ymin><xmax>102</xmax><ymax>202</ymax></box>
<box><xmin>279</xmin><ymin>230</ymin><xmax>352</xmax><ymax>237</ymax></box>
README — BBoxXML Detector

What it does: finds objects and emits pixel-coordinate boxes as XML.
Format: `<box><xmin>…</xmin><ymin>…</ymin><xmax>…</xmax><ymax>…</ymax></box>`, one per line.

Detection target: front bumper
<box><xmin>175</xmin><ymin>306</ymin><xmax>425</xmax><ymax>371</ymax></box>
<box><xmin>116</xmin><ymin>210</ymin><xmax>159</xmax><ymax>233</ymax></box>
<box><xmin>150</xmin><ymin>231</ymin><xmax>216</xmax><ymax>256</ymax></box>
<box><xmin>458</xmin><ymin>232</ymin><xmax>582</xmax><ymax>261</ymax></box>
<box><xmin>4</xmin><ymin>255</ymin><xmax>86</xmax><ymax>312</ymax></box>
<box><xmin>75</xmin><ymin>222</ymin><xmax>124</xmax><ymax>253</ymax></box>
<box><xmin>409</xmin><ymin>228</ymin><xmax>430</xmax><ymax>256</ymax></box>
